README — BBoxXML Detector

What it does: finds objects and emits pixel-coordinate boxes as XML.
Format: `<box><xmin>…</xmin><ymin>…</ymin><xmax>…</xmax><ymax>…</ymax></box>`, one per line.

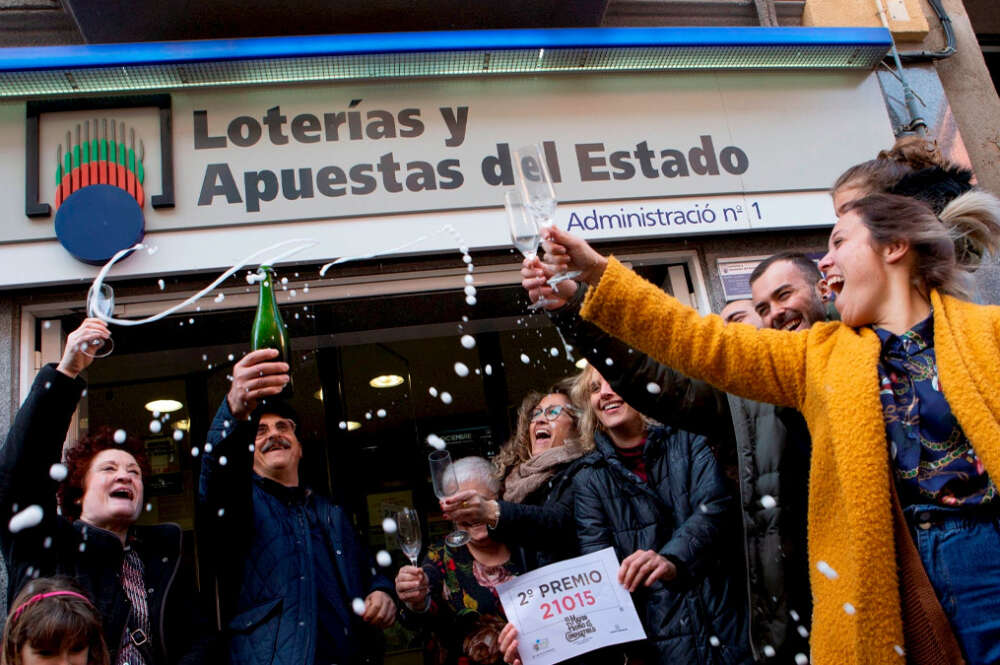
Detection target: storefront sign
<box><xmin>497</xmin><ymin>547</ymin><xmax>645</xmax><ymax>665</ymax></box>
<box><xmin>0</xmin><ymin>70</ymin><xmax>893</xmax><ymax>286</ymax></box>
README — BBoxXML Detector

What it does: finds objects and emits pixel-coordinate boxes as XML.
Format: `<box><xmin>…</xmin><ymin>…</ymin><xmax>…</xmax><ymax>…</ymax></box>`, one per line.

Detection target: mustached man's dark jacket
<box><xmin>199</xmin><ymin>399</ymin><xmax>393</xmax><ymax>665</ymax></box>
<box><xmin>0</xmin><ymin>364</ymin><xmax>215</xmax><ymax>665</ymax></box>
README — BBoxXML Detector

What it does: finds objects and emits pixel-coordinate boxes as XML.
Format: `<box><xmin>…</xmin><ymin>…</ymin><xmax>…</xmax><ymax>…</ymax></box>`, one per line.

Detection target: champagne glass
<box><xmin>396</xmin><ymin>507</ymin><xmax>422</xmax><ymax>566</ymax></box>
<box><xmin>512</xmin><ymin>144</ymin><xmax>580</xmax><ymax>285</ymax></box>
<box><xmin>505</xmin><ymin>189</ymin><xmax>551</xmax><ymax>311</ymax></box>
<box><xmin>83</xmin><ymin>283</ymin><xmax>115</xmax><ymax>358</ymax></box>
<box><xmin>428</xmin><ymin>449</ymin><xmax>469</xmax><ymax>547</ymax></box>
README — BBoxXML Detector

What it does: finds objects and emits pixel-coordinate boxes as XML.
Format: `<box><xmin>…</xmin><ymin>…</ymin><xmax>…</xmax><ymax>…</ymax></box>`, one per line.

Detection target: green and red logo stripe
<box><xmin>55</xmin><ymin>119</ymin><xmax>145</xmax><ymax>209</ymax></box>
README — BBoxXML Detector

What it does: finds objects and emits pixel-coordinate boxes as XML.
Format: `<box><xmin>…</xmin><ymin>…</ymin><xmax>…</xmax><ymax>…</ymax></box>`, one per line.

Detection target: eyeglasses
<box><xmin>530</xmin><ymin>405</ymin><xmax>577</xmax><ymax>422</ymax></box>
<box><xmin>256</xmin><ymin>418</ymin><xmax>296</xmax><ymax>439</ymax></box>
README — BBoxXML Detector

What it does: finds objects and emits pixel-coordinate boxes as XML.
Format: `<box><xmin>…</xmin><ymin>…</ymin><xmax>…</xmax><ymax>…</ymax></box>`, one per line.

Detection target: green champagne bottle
<box><xmin>251</xmin><ymin>265</ymin><xmax>293</xmax><ymax>397</ymax></box>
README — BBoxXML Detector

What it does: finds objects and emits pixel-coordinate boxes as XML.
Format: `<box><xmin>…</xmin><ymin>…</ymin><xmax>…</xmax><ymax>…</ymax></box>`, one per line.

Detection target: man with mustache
<box><xmin>198</xmin><ymin>349</ymin><xmax>396</xmax><ymax>665</ymax></box>
<box><xmin>522</xmin><ymin>250</ymin><xmax>827</xmax><ymax>664</ymax></box>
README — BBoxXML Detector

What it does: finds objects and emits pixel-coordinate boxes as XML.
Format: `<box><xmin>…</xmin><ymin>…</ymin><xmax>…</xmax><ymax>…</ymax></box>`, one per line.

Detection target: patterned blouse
<box><xmin>406</xmin><ymin>543</ymin><xmax>521</xmax><ymax>665</ymax></box>
<box><xmin>876</xmin><ymin>314</ymin><xmax>997</xmax><ymax>507</ymax></box>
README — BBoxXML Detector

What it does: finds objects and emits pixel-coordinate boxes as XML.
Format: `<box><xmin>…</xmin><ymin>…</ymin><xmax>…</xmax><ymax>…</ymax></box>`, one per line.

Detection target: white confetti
<box><xmin>78</xmin><ymin>542</ymin><xmax>86</xmax><ymax>552</ymax></box>
<box><xmin>43</xmin><ymin>321</ymin><xmax>51</xmax><ymax>329</ymax></box>
<box><xmin>219</xmin><ymin>456</ymin><xmax>228</xmax><ymax>466</ymax></box>
<box><xmin>157</xmin><ymin>279</ymin><xmax>165</xmax><ymax>290</ymax></box>
<box><xmin>440</xmin><ymin>392</ymin><xmax>453</xmax><ymax>405</ymax></box>
<box><xmin>290</xmin><ymin>290</ymin><xmax>297</xmax><ymax>297</ymax></box>
<box><xmin>204</xmin><ymin>443</ymin><xmax>213</xmax><ymax>453</ymax></box>
<box><xmin>190</xmin><ymin>447</ymin><xmax>200</xmax><ymax>457</ymax></box>
<box><xmin>789</xmin><ymin>609</ymin><xmax>800</xmax><ymax>622</ymax></box>
<box><xmin>894</xmin><ymin>646</ymin><xmax>905</xmax><ymax>657</ymax></box>
<box><xmin>454</xmin><ymin>362</ymin><xmax>470</xmax><ymax>377</ymax></box>
<box><xmin>464</xmin><ymin>285</ymin><xmax>476</xmax><ymax>297</ymax></box>
<box><xmin>465</xmin><ymin>296</ymin><xmax>477</xmax><ymax>306</ymax></box>
<box><xmin>760</xmin><ymin>495</ymin><xmax>777</xmax><ymax>509</ymax></box>
<box><xmin>646</xmin><ymin>382</ymin><xmax>662</xmax><ymax>394</ymax></box>
<box><xmin>228</xmin><ymin>354</ymin><xmax>235</xmax><ymax>362</ymax></box>
<box><xmin>464</xmin><ymin>274</ymin><xmax>474</xmax><ymax>285</ymax></box>
<box><xmin>188</xmin><ymin>318</ymin><xmax>194</xmax><ymax>325</ymax></box>
<box><xmin>376</xmin><ymin>409</ymin><xmax>387</xmax><ymax>418</ymax></box>
<box><xmin>843</xmin><ymin>602</ymin><xmax>855</xmax><ymax>615</ymax></box>
<box><xmin>214</xmin><ymin>292</ymin><xmax>225</xmax><ymax>303</ymax></box>
<box><xmin>145</xmin><ymin>503</ymin><xmax>153</xmax><ymax>512</ymax></box>
<box><xmin>462</xmin><ymin>254</ymin><xmax>472</xmax><ymax>264</ymax></box>
<box><xmin>795</xmin><ymin>654</ymin><xmax>809</xmax><ymax>665</ymax></box>
<box><xmin>149</xmin><ymin>420</ymin><xmax>162</xmax><ymax>434</ymax></box>
<box><xmin>460</xmin><ymin>335</ymin><xmax>476</xmax><ymax>349</ymax></box>
<box><xmin>49</xmin><ymin>463</ymin><xmax>68</xmax><ymax>482</ymax></box>
<box><xmin>376</xmin><ymin>550</ymin><xmax>392</xmax><ymax>567</ymax></box>
<box><xmin>217</xmin><ymin>508</ymin><xmax>225</xmax><ymax>517</ymax></box>
<box><xmin>520</xmin><ymin>353</ymin><xmax>530</xmax><ymax>364</ymax></box>
<box><xmin>817</xmin><ymin>561</ymin><xmax>839</xmax><ymax>580</ymax></box>
<box><xmin>173</xmin><ymin>429</ymin><xmax>184</xmax><ymax>441</ymax></box>
<box><xmin>604</xmin><ymin>357</ymin><xmax>613</xmax><ymax>366</ymax></box>
<box><xmin>249</xmin><ymin>444</ymin><xmax>255</xmax><ymax>452</ymax></box>
<box><xmin>708</xmin><ymin>636</ymin><xmax>720</xmax><ymax>647</ymax></box>
<box><xmin>365</xmin><ymin>411</ymin><xmax>373</xmax><ymax>420</ymax></box>
<box><xmin>8</xmin><ymin>505</ymin><xmax>43</xmax><ymax>533</ymax></box>
<box><xmin>426</xmin><ymin>434</ymin><xmax>446</xmax><ymax>450</ymax></box>
<box><xmin>43</xmin><ymin>536</ymin><xmax>52</xmax><ymax>549</ymax></box>
<box><xmin>428</xmin><ymin>387</ymin><xmax>439</xmax><ymax>398</ymax></box>
<box><xmin>44</xmin><ymin>382</ymin><xmax>51</xmax><ymax>390</ymax></box>
<box><xmin>797</xmin><ymin>625</ymin><xmax>809</xmax><ymax>638</ymax></box>
<box><xmin>339</xmin><ymin>421</ymin><xmax>348</xmax><ymax>430</ymax></box>
<box><xmin>352</xmin><ymin>597</ymin><xmax>366</xmax><ymax>616</ymax></box>
<box><xmin>763</xmin><ymin>645</ymin><xmax>776</xmax><ymax>658</ymax></box>
<box><xmin>382</xmin><ymin>517</ymin><xmax>397</xmax><ymax>534</ymax></box>
<box><xmin>484</xmin><ymin>364</ymin><xmax>492</xmax><ymax>376</ymax></box>
<box><xmin>550</xmin><ymin>347</ymin><xmax>559</xmax><ymax>357</ymax></box>
<box><xmin>113</xmin><ymin>429</ymin><xmax>127</xmax><ymax>444</ymax></box>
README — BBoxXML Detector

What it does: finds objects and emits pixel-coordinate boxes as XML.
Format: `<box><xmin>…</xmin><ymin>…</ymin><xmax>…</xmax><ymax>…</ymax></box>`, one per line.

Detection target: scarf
<box><xmin>502</xmin><ymin>443</ymin><xmax>583</xmax><ymax>503</ymax></box>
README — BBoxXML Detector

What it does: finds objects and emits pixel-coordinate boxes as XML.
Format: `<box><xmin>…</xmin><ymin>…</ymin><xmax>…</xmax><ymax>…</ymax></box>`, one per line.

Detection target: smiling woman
<box><xmin>0</xmin><ymin>319</ymin><xmax>215</xmax><ymax>665</ymax></box>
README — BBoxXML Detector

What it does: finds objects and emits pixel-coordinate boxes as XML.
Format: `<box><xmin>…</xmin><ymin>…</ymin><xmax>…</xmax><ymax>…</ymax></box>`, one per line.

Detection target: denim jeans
<box><xmin>906</xmin><ymin>506</ymin><xmax>1000</xmax><ymax>665</ymax></box>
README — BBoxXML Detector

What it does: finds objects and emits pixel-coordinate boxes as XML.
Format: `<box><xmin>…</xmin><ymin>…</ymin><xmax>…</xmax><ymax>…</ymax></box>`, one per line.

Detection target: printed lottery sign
<box><xmin>496</xmin><ymin>548</ymin><xmax>645</xmax><ymax>665</ymax></box>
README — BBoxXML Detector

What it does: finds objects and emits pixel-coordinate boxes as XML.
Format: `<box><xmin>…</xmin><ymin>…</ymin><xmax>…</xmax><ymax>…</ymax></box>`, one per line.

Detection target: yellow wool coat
<box><xmin>580</xmin><ymin>257</ymin><xmax>1000</xmax><ymax>665</ymax></box>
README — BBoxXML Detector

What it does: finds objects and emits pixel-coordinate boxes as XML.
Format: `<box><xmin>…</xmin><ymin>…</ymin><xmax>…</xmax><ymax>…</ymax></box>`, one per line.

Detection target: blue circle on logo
<box><xmin>54</xmin><ymin>185</ymin><xmax>145</xmax><ymax>265</ymax></box>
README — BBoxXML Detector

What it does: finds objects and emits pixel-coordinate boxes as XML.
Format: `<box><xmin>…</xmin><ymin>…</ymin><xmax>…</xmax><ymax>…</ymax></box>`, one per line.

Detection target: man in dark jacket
<box><xmin>198</xmin><ymin>348</ymin><xmax>396</xmax><ymax>665</ymax></box>
<box><xmin>523</xmin><ymin>251</ymin><xmax>829</xmax><ymax>663</ymax></box>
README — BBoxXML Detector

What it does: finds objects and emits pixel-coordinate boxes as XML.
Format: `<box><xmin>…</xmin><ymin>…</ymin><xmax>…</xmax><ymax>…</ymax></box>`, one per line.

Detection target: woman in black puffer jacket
<box><xmin>442</xmin><ymin>378</ymin><xmax>589</xmax><ymax>571</ymax></box>
<box><xmin>568</xmin><ymin>364</ymin><xmax>751</xmax><ymax>665</ymax></box>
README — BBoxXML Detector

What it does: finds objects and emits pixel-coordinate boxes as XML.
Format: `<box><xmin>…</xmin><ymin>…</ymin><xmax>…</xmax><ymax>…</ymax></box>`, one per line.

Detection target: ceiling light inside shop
<box><xmin>173</xmin><ymin>419</ymin><xmax>191</xmax><ymax>431</ymax></box>
<box><xmin>145</xmin><ymin>399</ymin><xmax>183</xmax><ymax>413</ymax></box>
<box><xmin>369</xmin><ymin>374</ymin><xmax>404</xmax><ymax>389</ymax></box>
<box><xmin>346</xmin><ymin>421</ymin><xmax>362</xmax><ymax>431</ymax></box>
<box><xmin>314</xmin><ymin>389</ymin><xmax>323</xmax><ymax>401</ymax></box>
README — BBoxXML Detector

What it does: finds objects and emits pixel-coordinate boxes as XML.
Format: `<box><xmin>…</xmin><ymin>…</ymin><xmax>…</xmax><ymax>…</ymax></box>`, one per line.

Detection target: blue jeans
<box><xmin>907</xmin><ymin>506</ymin><xmax>1000</xmax><ymax>665</ymax></box>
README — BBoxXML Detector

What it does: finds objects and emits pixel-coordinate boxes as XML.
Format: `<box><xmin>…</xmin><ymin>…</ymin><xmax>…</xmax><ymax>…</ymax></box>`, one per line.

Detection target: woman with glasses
<box><xmin>441</xmin><ymin>378</ymin><xmax>589</xmax><ymax>570</ymax></box>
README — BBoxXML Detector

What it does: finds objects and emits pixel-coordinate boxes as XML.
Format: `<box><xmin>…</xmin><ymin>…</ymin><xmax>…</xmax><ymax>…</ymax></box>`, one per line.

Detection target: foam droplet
<box><xmin>149</xmin><ymin>420</ymin><xmax>162</xmax><ymax>434</ymax></box>
<box><xmin>763</xmin><ymin>645</ymin><xmax>776</xmax><ymax>658</ymax></box>
<box><xmin>464</xmin><ymin>274</ymin><xmax>474</xmax><ymax>285</ymax></box>
<box><xmin>365</xmin><ymin>411</ymin><xmax>373</xmax><ymax>420</ymax></box>
<box><xmin>894</xmin><ymin>646</ymin><xmax>905</xmax><ymax>657</ymax></box>
<box><xmin>817</xmin><ymin>561</ymin><xmax>839</xmax><ymax>580</ymax></box>
<box><xmin>204</xmin><ymin>443</ymin><xmax>213</xmax><ymax>453</ymax></box>
<box><xmin>795</xmin><ymin>654</ymin><xmax>809</xmax><ymax>665</ymax></box>
<box><xmin>464</xmin><ymin>285</ymin><xmax>476</xmax><ymax>297</ymax></box>
<box><xmin>228</xmin><ymin>353</ymin><xmax>235</xmax><ymax>361</ymax></box>
<box><xmin>217</xmin><ymin>508</ymin><xmax>225</xmax><ymax>517</ymax></box>
<box><xmin>454</xmin><ymin>362</ymin><xmax>470</xmax><ymax>377</ymax></box>
<box><xmin>376</xmin><ymin>408</ymin><xmax>387</xmax><ymax>418</ymax></box>
<box><xmin>43</xmin><ymin>321</ymin><xmax>52</xmax><ymax>329</ymax></box>
<box><xmin>190</xmin><ymin>447</ymin><xmax>200</xmax><ymax>457</ymax></box>
<box><xmin>484</xmin><ymin>364</ymin><xmax>492</xmax><ymax>376</ymax></box>
<box><xmin>376</xmin><ymin>550</ymin><xmax>392</xmax><ymax>567</ymax></box>
<box><xmin>462</xmin><ymin>254</ymin><xmax>472</xmax><ymax>264</ymax></box>
<box><xmin>382</xmin><ymin>517</ymin><xmax>397</xmax><ymax>534</ymax></box>
<box><xmin>440</xmin><ymin>392</ymin><xmax>452</xmax><ymax>405</ymax></box>
<box><xmin>460</xmin><ymin>335</ymin><xmax>476</xmax><ymax>349</ymax></box>
<box><xmin>43</xmin><ymin>536</ymin><xmax>52</xmax><ymax>549</ymax></box>
<box><xmin>550</xmin><ymin>347</ymin><xmax>559</xmax><ymax>357</ymax></box>
<box><xmin>646</xmin><ymin>382</ymin><xmax>662</xmax><ymax>394</ymax></box>
<box><xmin>428</xmin><ymin>387</ymin><xmax>439</xmax><ymax>398</ymax></box>
<box><xmin>426</xmin><ymin>434</ymin><xmax>446</xmax><ymax>450</ymax></box>
<box><xmin>8</xmin><ymin>505</ymin><xmax>43</xmax><ymax>533</ymax></box>
<box><xmin>339</xmin><ymin>421</ymin><xmax>347</xmax><ymax>430</ymax></box>
<box><xmin>797</xmin><ymin>625</ymin><xmax>809</xmax><ymax>638</ymax></box>
<box><xmin>709</xmin><ymin>636</ymin><xmax>720</xmax><ymax>647</ymax></box>
<box><xmin>49</xmin><ymin>463</ymin><xmax>68</xmax><ymax>482</ymax></box>
<box><xmin>352</xmin><ymin>597</ymin><xmax>366</xmax><ymax>616</ymax></box>
<box><xmin>520</xmin><ymin>353</ymin><xmax>530</xmax><ymax>364</ymax></box>
<box><xmin>760</xmin><ymin>495</ymin><xmax>777</xmax><ymax>509</ymax></box>
<box><xmin>158</xmin><ymin>279</ymin><xmax>165</xmax><ymax>290</ymax></box>
<box><xmin>219</xmin><ymin>456</ymin><xmax>228</xmax><ymax>466</ymax></box>
<box><xmin>465</xmin><ymin>296</ymin><xmax>477</xmax><ymax>306</ymax></box>
<box><xmin>789</xmin><ymin>609</ymin><xmax>800</xmax><ymax>622</ymax></box>
<box><xmin>173</xmin><ymin>429</ymin><xmax>184</xmax><ymax>441</ymax></box>
<box><xmin>145</xmin><ymin>503</ymin><xmax>153</xmax><ymax>512</ymax></box>
<box><xmin>114</xmin><ymin>429</ymin><xmax>127</xmax><ymax>444</ymax></box>
<box><xmin>215</xmin><ymin>293</ymin><xmax>225</xmax><ymax>303</ymax></box>
<box><xmin>604</xmin><ymin>357</ymin><xmax>613</xmax><ymax>366</ymax></box>
<box><xmin>843</xmin><ymin>602</ymin><xmax>855</xmax><ymax>615</ymax></box>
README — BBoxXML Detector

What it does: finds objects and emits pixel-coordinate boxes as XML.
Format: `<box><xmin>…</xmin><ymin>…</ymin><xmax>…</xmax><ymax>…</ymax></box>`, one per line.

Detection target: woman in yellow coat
<box><xmin>538</xmin><ymin>193</ymin><xmax>1000</xmax><ymax>665</ymax></box>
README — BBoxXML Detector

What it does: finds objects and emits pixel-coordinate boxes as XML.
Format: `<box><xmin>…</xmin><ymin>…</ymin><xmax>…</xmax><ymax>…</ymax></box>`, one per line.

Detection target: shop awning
<box><xmin>0</xmin><ymin>26</ymin><xmax>891</xmax><ymax>99</ymax></box>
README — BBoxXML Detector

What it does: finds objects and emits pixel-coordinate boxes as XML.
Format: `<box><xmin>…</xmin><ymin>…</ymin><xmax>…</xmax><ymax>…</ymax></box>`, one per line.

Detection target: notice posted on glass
<box><xmin>496</xmin><ymin>547</ymin><xmax>645</xmax><ymax>665</ymax></box>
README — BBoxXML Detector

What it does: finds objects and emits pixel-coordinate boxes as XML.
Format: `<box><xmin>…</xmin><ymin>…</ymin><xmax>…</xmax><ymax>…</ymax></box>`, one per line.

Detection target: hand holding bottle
<box><xmin>226</xmin><ymin>349</ymin><xmax>290</xmax><ymax>420</ymax></box>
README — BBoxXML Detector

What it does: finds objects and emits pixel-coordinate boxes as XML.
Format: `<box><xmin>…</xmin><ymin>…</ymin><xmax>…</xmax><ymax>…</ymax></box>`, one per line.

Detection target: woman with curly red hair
<box><xmin>0</xmin><ymin>318</ymin><xmax>214</xmax><ymax>665</ymax></box>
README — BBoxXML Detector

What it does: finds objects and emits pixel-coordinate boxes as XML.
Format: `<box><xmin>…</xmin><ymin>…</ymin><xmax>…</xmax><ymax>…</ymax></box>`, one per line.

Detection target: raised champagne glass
<box><xmin>82</xmin><ymin>283</ymin><xmax>115</xmax><ymax>358</ymax></box>
<box><xmin>428</xmin><ymin>449</ymin><xmax>469</xmax><ymax>547</ymax></box>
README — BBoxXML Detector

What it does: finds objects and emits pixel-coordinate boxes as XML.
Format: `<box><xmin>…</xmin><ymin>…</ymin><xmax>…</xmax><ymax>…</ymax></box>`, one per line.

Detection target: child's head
<box><xmin>1</xmin><ymin>578</ymin><xmax>108</xmax><ymax>665</ymax></box>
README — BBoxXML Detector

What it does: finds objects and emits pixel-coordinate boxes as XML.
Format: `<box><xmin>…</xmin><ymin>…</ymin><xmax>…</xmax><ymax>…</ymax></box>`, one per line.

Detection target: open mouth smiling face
<box><xmin>81</xmin><ymin>449</ymin><xmax>144</xmax><ymax>528</ymax></box>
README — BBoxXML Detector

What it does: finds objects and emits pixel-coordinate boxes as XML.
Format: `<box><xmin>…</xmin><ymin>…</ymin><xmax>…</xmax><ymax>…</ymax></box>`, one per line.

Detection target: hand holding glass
<box><xmin>83</xmin><ymin>284</ymin><xmax>115</xmax><ymax>358</ymax></box>
<box><xmin>396</xmin><ymin>507</ymin><xmax>422</xmax><ymax>566</ymax></box>
<box><xmin>428</xmin><ymin>449</ymin><xmax>470</xmax><ymax>547</ymax></box>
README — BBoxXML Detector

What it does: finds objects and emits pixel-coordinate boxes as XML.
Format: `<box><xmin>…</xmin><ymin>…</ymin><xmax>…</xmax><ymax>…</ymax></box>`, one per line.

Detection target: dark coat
<box><xmin>491</xmin><ymin>457</ymin><xmax>586</xmax><ymax>570</ymax></box>
<box><xmin>198</xmin><ymin>400</ymin><xmax>394</xmax><ymax>665</ymax></box>
<box><xmin>0</xmin><ymin>364</ymin><xmax>213</xmax><ymax>665</ymax></box>
<box><xmin>551</xmin><ymin>290</ymin><xmax>812</xmax><ymax>662</ymax></box>
<box><xmin>572</xmin><ymin>427</ymin><xmax>751</xmax><ymax>665</ymax></box>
